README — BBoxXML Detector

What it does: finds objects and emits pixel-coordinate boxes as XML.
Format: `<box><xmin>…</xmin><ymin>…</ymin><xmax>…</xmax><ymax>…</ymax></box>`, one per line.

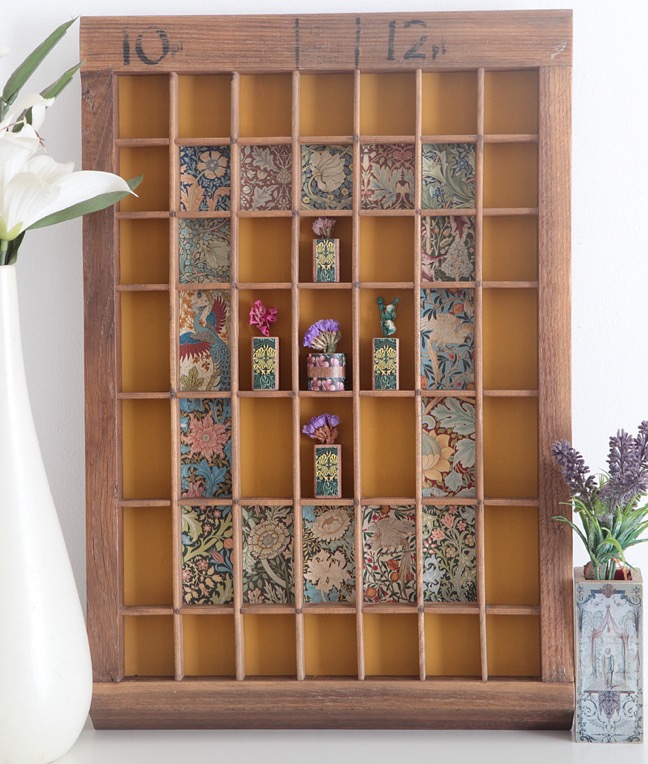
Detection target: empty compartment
<box><xmin>183</xmin><ymin>615</ymin><xmax>236</xmax><ymax>676</ymax></box>
<box><xmin>360</xmin><ymin>73</ymin><xmax>415</xmax><ymax>135</ymax></box>
<box><xmin>240</xmin><ymin>74</ymin><xmax>292</xmax><ymax>138</ymax></box>
<box><xmin>120</xmin><ymin>219</ymin><xmax>169</xmax><ymax>285</ymax></box>
<box><xmin>482</xmin><ymin>216</ymin><xmax>537</xmax><ymax>282</ymax></box>
<box><xmin>123</xmin><ymin>507</ymin><xmax>173</xmax><ymax>606</ymax></box>
<box><xmin>239</xmin><ymin>399</ymin><xmax>293</xmax><ymax>498</ymax></box>
<box><xmin>484</xmin><ymin>70</ymin><xmax>539</xmax><ymax>135</ymax></box>
<box><xmin>119</xmin><ymin>147</ymin><xmax>169</xmax><ymax>212</ymax></box>
<box><xmin>483</xmin><ymin>398</ymin><xmax>538</xmax><ymax>499</ymax></box>
<box><xmin>121</xmin><ymin>400</ymin><xmax>172</xmax><ymax>500</ymax></box>
<box><xmin>361</xmin><ymin>399</ymin><xmax>416</xmax><ymax>497</ymax></box>
<box><xmin>424</xmin><ymin>614</ymin><xmax>481</xmax><ymax>676</ymax></box>
<box><xmin>483</xmin><ymin>144</ymin><xmax>538</xmax><ymax>208</ymax></box>
<box><xmin>304</xmin><ymin>614</ymin><xmax>357</xmax><ymax>676</ymax></box>
<box><xmin>300</xmin><ymin>74</ymin><xmax>354</xmax><ymax>136</ymax></box>
<box><xmin>244</xmin><ymin>614</ymin><xmax>296</xmax><ymax>676</ymax></box>
<box><xmin>486</xmin><ymin>615</ymin><xmax>540</xmax><ymax>677</ymax></box>
<box><xmin>121</xmin><ymin>291</ymin><xmax>170</xmax><ymax>393</ymax></box>
<box><xmin>181</xmin><ymin>505</ymin><xmax>234</xmax><ymax>605</ymax></box>
<box><xmin>421</xmin><ymin>72</ymin><xmax>477</xmax><ymax>136</ymax></box>
<box><xmin>178</xmin><ymin>75</ymin><xmax>231</xmax><ymax>138</ymax></box>
<box><xmin>485</xmin><ymin>505</ymin><xmax>539</xmax><ymax>606</ymax></box>
<box><xmin>119</xmin><ymin>75</ymin><xmax>169</xmax><ymax>139</ymax></box>
<box><xmin>124</xmin><ymin>615</ymin><xmax>175</xmax><ymax>677</ymax></box>
<box><xmin>359</xmin><ymin>217</ymin><xmax>414</xmax><ymax>282</ymax></box>
<box><xmin>482</xmin><ymin>288</ymin><xmax>538</xmax><ymax>390</ymax></box>
<box><xmin>363</xmin><ymin>614</ymin><xmax>419</xmax><ymax>676</ymax></box>
<box><xmin>239</xmin><ymin>217</ymin><xmax>292</xmax><ymax>283</ymax></box>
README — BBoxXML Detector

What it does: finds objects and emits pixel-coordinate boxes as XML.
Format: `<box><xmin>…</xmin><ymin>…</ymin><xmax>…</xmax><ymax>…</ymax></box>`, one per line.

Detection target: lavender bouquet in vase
<box><xmin>304</xmin><ymin>319</ymin><xmax>345</xmax><ymax>391</ymax></box>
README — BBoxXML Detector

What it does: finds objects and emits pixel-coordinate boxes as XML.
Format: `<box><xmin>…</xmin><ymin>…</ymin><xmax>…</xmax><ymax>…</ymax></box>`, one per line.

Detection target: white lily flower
<box><xmin>0</xmin><ymin>92</ymin><xmax>54</xmax><ymax>133</ymax></box>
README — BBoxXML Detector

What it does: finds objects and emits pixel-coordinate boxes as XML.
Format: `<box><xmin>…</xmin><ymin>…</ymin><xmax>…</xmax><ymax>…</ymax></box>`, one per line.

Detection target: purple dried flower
<box><xmin>312</xmin><ymin>217</ymin><xmax>337</xmax><ymax>238</ymax></box>
<box><xmin>303</xmin><ymin>319</ymin><xmax>341</xmax><ymax>352</ymax></box>
<box><xmin>551</xmin><ymin>440</ymin><xmax>597</xmax><ymax>503</ymax></box>
<box><xmin>600</xmin><ymin>423</ymin><xmax>648</xmax><ymax>510</ymax></box>
<box><xmin>302</xmin><ymin>413</ymin><xmax>341</xmax><ymax>444</ymax></box>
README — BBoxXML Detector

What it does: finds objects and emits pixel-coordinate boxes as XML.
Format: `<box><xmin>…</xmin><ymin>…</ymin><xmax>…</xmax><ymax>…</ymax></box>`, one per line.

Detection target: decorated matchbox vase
<box><xmin>252</xmin><ymin>336</ymin><xmax>279</xmax><ymax>390</ymax></box>
<box><xmin>574</xmin><ymin>567</ymin><xmax>643</xmax><ymax>743</ymax></box>
<box><xmin>307</xmin><ymin>352</ymin><xmax>346</xmax><ymax>391</ymax></box>
<box><xmin>313</xmin><ymin>238</ymin><xmax>340</xmax><ymax>283</ymax></box>
<box><xmin>372</xmin><ymin>337</ymin><xmax>399</xmax><ymax>390</ymax></box>
<box><xmin>314</xmin><ymin>444</ymin><xmax>342</xmax><ymax>498</ymax></box>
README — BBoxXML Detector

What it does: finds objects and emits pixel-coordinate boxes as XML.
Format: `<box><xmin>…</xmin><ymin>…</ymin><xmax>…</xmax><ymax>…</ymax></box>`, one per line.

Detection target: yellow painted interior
<box><xmin>482</xmin><ymin>289</ymin><xmax>538</xmax><ymax>390</ymax></box>
<box><xmin>299</xmin><ymin>217</ymin><xmax>353</xmax><ymax>283</ymax></box>
<box><xmin>424</xmin><ymin>615</ymin><xmax>481</xmax><ymax>676</ymax></box>
<box><xmin>119</xmin><ymin>147</ymin><xmax>169</xmax><ymax>212</ymax></box>
<box><xmin>238</xmin><ymin>289</ymin><xmax>292</xmax><ymax>391</ymax></box>
<box><xmin>239</xmin><ymin>218</ymin><xmax>292</xmax><ymax>283</ymax></box>
<box><xmin>304</xmin><ymin>615</ymin><xmax>357</xmax><ymax>676</ymax></box>
<box><xmin>359</xmin><ymin>289</ymin><xmax>414</xmax><ymax>390</ymax></box>
<box><xmin>361</xmin><ymin>398</ymin><xmax>416</xmax><ymax>496</ymax></box>
<box><xmin>121</xmin><ymin>400</ymin><xmax>172</xmax><ymax>500</ymax></box>
<box><xmin>244</xmin><ymin>615</ymin><xmax>296</xmax><ymax>675</ymax></box>
<box><xmin>239</xmin><ymin>398</ymin><xmax>293</xmax><ymax>498</ymax></box>
<box><xmin>123</xmin><ymin>507</ymin><xmax>173</xmax><ymax>606</ymax></box>
<box><xmin>119</xmin><ymin>76</ymin><xmax>169</xmax><ymax>138</ymax></box>
<box><xmin>119</xmin><ymin>70</ymin><xmax>542</xmax><ymax>678</ymax></box>
<box><xmin>360</xmin><ymin>73</ymin><xmax>416</xmax><ymax>135</ymax></box>
<box><xmin>178</xmin><ymin>75</ymin><xmax>231</xmax><ymax>138</ymax></box>
<box><xmin>300</xmin><ymin>74</ymin><xmax>354</xmax><ymax>136</ymax></box>
<box><xmin>124</xmin><ymin>616</ymin><xmax>175</xmax><ymax>676</ymax></box>
<box><xmin>422</xmin><ymin>72</ymin><xmax>477</xmax><ymax>135</ymax></box>
<box><xmin>239</xmin><ymin>75</ymin><xmax>292</xmax><ymax>138</ymax></box>
<box><xmin>483</xmin><ymin>398</ymin><xmax>538</xmax><ymax>498</ymax></box>
<box><xmin>120</xmin><ymin>219</ymin><xmax>169</xmax><ymax>285</ymax></box>
<box><xmin>358</xmin><ymin>217</ymin><xmax>415</xmax><ymax>282</ymax></box>
<box><xmin>484</xmin><ymin>71</ymin><xmax>539</xmax><ymax>134</ymax></box>
<box><xmin>482</xmin><ymin>216</ymin><xmax>538</xmax><ymax>281</ymax></box>
<box><xmin>183</xmin><ymin>615</ymin><xmax>236</xmax><ymax>676</ymax></box>
<box><xmin>120</xmin><ymin>292</ymin><xmax>170</xmax><ymax>393</ymax></box>
<box><xmin>363</xmin><ymin>615</ymin><xmax>419</xmax><ymax>676</ymax></box>
<box><xmin>487</xmin><ymin>615</ymin><xmax>540</xmax><ymax>677</ymax></box>
<box><xmin>485</xmin><ymin>507</ymin><xmax>539</xmax><ymax>605</ymax></box>
<box><xmin>483</xmin><ymin>144</ymin><xmax>538</xmax><ymax>208</ymax></box>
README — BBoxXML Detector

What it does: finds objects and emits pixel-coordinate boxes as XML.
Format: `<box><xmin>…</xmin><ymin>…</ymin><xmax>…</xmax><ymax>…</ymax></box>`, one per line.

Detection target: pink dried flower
<box><xmin>312</xmin><ymin>217</ymin><xmax>337</xmax><ymax>238</ymax></box>
<box><xmin>248</xmin><ymin>300</ymin><xmax>278</xmax><ymax>337</ymax></box>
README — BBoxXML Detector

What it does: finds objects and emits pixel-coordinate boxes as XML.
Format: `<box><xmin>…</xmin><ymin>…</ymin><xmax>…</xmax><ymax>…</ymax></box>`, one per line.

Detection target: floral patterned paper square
<box><xmin>422</xmin><ymin>505</ymin><xmax>476</xmax><ymax>603</ymax></box>
<box><xmin>303</xmin><ymin>505</ymin><xmax>355</xmax><ymax>604</ymax></box>
<box><xmin>242</xmin><ymin>505</ymin><xmax>294</xmax><ymax>604</ymax></box>
<box><xmin>422</xmin><ymin>143</ymin><xmax>475</xmax><ymax>209</ymax></box>
<box><xmin>420</xmin><ymin>288</ymin><xmax>474</xmax><ymax>390</ymax></box>
<box><xmin>362</xmin><ymin>505</ymin><xmax>416</xmax><ymax>603</ymax></box>
<box><xmin>421</xmin><ymin>215</ymin><xmax>475</xmax><ymax>282</ymax></box>
<box><xmin>240</xmin><ymin>144</ymin><xmax>292</xmax><ymax>211</ymax></box>
<box><xmin>180</xmin><ymin>398</ymin><xmax>232</xmax><ymax>499</ymax></box>
<box><xmin>180</xmin><ymin>146</ymin><xmax>230</xmax><ymax>212</ymax></box>
<box><xmin>179</xmin><ymin>219</ymin><xmax>230</xmax><ymax>284</ymax></box>
<box><xmin>360</xmin><ymin>143</ymin><xmax>414</xmax><ymax>210</ymax></box>
<box><xmin>301</xmin><ymin>144</ymin><xmax>353</xmax><ymax>210</ymax></box>
<box><xmin>181</xmin><ymin>505</ymin><xmax>234</xmax><ymax>605</ymax></box>
<box><xmin>179</xmin><ymin>290</ymin><xmax>230</xmax><ymax>391</ymax></box>
<box><xmin>422</xmin><ymin>397</ymin><xmax>475</xmax><ymax>498</ymax></box>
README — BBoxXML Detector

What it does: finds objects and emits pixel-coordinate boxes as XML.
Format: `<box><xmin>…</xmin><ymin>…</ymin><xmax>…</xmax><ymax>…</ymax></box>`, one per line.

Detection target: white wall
<box><xmin>2</xmin><ymin>0</ymin><xmax>648</xmax><ymax>670</ymax></box>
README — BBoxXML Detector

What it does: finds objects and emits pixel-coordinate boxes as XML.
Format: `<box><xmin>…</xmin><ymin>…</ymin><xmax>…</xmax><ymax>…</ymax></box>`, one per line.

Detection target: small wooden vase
<box><xmin>252</xmin><ymin>336</ymin><xmax>279</xmax><ymax>390</ymax></box>
<box><xmin>372</xmin><ymin>337</ymin><xmax>399</xmax><ymax>390</ymax></box>
<box><xmin>307</xmin><ymin>352</ymin><xmax>346</xmax><ymax>391</ymax></box>
<box><xmin>314</xmin><ymin>444</ymin><xmax>342</xmax><ymax>498</ymax></box>
<box><xmin>313</xmin><ymin>238</ymin><xmax>340</xmax><ymax>282</ymax></box>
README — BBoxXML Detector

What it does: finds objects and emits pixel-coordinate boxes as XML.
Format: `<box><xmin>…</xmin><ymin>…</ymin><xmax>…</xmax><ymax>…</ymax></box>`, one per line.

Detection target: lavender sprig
<box><xmin>312</xmin><ymin>217</ymin><xmax>337</xmax><ymax>238</ymax></box>
<box><xmin>302</xmin><ymin>413</ymin><xmax>341</xmax><ymax>444</ymax></box>
<box><xmin>551</xmin><ymin>440</ymin><xmax>597</xmax><ymax>504</ymax></box>
<box><xmin>600</xmin><ymin>423</ymin><xmax>648</xmax><ymax>510</ymax></box>
<box><xmin>303</xmin><ymin>319</ymin><xmax>341</xmax><ymax>353</ymax></box>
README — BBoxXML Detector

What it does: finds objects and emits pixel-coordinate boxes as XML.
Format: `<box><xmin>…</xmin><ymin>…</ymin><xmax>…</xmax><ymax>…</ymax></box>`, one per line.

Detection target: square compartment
<box><xmin>421</xmin><ymin>397</ymin><xmax>475</xmax><ymax>499</ymax></box>
<box><xmin>359</xmin><ymin>217</ymin><xmax>414</xmax><ymax>282</ymax></box>
<box><xmin>121</xmin><ymin>400</ymin><xmax>172</xmax><ymax>500</ymax></box>
<box><xmin>239</xmin><ymin>289</ymin><xmax>291</xmax><ymax>392</ymax></box>
<box><xmin>239</xmin><ymin>217</ymin><xmax>292</xmax><ymax>283</ymax></box>
<box><xmin>119</xmin><ymin>75</ymin><xmax>169</xmax><ymax>139</ymax></box>
<box><xmin>121</xmin><ymin>291</ymin><xmax>170</xmax><ymax>393</ymax></box>
<box><xmin>120</xmin><ymin>147</ymin><xmax>169</xmax><ymax>213</ymax></box>
<box><xmin>300</xmin><ymin>217</ymin><xmax>352</xmax><ymax>283</ymax></box>
<box><xmin>483</xmin><ymin>144</ymin><xmax>538</xmax><ymax>208</ymax></box>
<box><xmin>239</xmin><ymin>75</ymin><xmax>292</xmax><ymax>138</ymax></box>
<box><xmin>179</xmin><ymin>146</ymin><xmax>230</xmax><ymax>212</ymax></box>
<box><xmin>487</xmin><ymin>615</ymin><xmax>540</xmax><ymax>677</ymax></box>
<box><xmin>421</xmin><ymin>215</ymin><xmax>475</xmax><ymax>282</ymax></box>
<box><xmin>363</xmin><ymin>614</ymin><xmax>419</xmax><ymax>676</ymax></box>
<box><xmin>482</xmin><ymin>216</ymin><xmax>538</xmax><ymax>282</ymax></box>
<box><xmin>361</xmin><ymin>399</ymin><xmax>415</xmax><ymax>497</ymax></box>
<box><xmin>484</xmin><ymin>71</ymin><xmax>539</xmax><ymax>135</ymax></box>
<box><xmin>120</xmin><ymin>219</ymin><xmax>169</xmax><ymax>286</ymax></box>
<box><xmin>240</xmin><ymin>144</ymin><xmax>292</xmax><ymax>211</ymax></box>
<box><xmin>179</xmin><ymin>218</ymin><xmax>230</xmax><ymax>284</ymax></box>
<box><xmin>303</xmin><ymin>505</ymin><xmax>355</xmax><ymax>604</ymax></box>
<box><xmin>123</xmin><ymin>507</ymin><xmax>173</xmax><ymax>606</ymax></box>
<box><xmin>424</xmin><ymin>614</ymin><xmax>481</xmax><ymax>676</ymax></box>
<box><xmin>179</xmin><ymin>289</ymin><xmax>231</xmax><ymax>392</ymax></box>
<box><xmin>181</xmin><ymin>505</ymin><xmax>234</xmax><ymax>605</ymax></box>
<box><xmin>422</xmin><ymin>505</ymin><xmax>476</xmax><ymax>602</ymax></box>
<box><xmin>179</xmin><ymin>398</ymin><xmax>232</xmax><ymax>499</ymax></box>
<box><xmin>360</xmin><ymin>73</ymin><xmax>415</xmax><ymax>136</ymax></box>
<box><xmin>421</xmin><ymin>72</ymin><xmax>477</xmax><ymax>135</ymax></box>
<box><xmin>422</xmin><ymin>143</ymin><xmax>475</xmax><ymax>210</ymax></box>
<box><xmin>363</xmin><ymin>504</ymin><xmax>416</xmax><ymax>604</ymax></box>
<box><xmin>300</xmin><ymin>74</ymin><xmax>354</xmax><ymax>136</ymax></box>
<box><xmin>242</xmin><ymin>505</ymin><xmax>294</xmax><ymax>604</ymax></box>
<box><xmin>183</xmin><ymin>615</ymin><xmax>236</xmax><ymax>676</ymax></box>
<box><xmin>178</xmin><ymin>75</ymin><xmax>231</xmax><ymax>138</ymax></box>
<box><xmin>239</xmin><ymin>399</ymin><xmax>293</xmax><ymax>497</ymax></box>
<box><xmin>243</xmin><ymin>614</ymin><xmax>296</xmax><ymax>676</ymax></box>
<box><xmin>304</xmin><ymin>614</ymin><xmax>357</xmax><ymax>676</ymax></box>
<box><xmin>124</xmin><ymin>616</ymin><xmax>175</xmax><ymax>677</ymax></box>
<box><xmin>301</xmin><ymin>144</ymin><xmax>353</xmax><ymax>210</ymax></box>
<box><xmin>360</xmin><ymin>143</ymin><xmax>414</xmax><ymax>210</ymax></box>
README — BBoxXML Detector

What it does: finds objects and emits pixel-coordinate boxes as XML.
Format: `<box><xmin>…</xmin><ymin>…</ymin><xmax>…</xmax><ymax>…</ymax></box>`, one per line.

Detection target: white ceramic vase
<box><xmin>0</xmin><ymin>264</ymin><xmax>92</xmax><ymax>764</ymax></box>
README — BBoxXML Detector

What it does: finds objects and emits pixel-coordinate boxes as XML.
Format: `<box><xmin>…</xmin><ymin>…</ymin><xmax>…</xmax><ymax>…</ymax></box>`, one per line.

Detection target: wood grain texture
<box><xmin>82</xmin><ymin>70</ymin><xmax>120</xmax><ymax>682</ymax></box>
<box><xmin>80</xmin><ymin>11</ymin><xmax>572</xmax><ymax>73</ymax></box>
<box><xmin>91</xmin><ymin>679</ymin><xmax>574</xmax><ymax>729</ymax></box>
<box><xmin>538</xmin><ymin>65</ymin><xmax>573</xmax><ymax>684</ymax></box>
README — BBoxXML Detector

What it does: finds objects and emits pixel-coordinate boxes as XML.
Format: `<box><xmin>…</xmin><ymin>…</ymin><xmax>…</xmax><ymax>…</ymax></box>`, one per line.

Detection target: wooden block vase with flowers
<box><xmin>249</xmin><ymin>299</ymin><xmax>279</xmax><ymax>390</ymax></box>
<box><xmin>303</xmin><ymin>319</ymin><xmax>345</xmax><ymax>391</ymax></box>
<box><xmin>303</xmin><ymin>413</ymin><xmax>342</xmax><ymax>498</ymax></box>
<box><xmin>312</xmin><ymin>217</ymin><xmax>339</xmax><ymax>283</ymax></box>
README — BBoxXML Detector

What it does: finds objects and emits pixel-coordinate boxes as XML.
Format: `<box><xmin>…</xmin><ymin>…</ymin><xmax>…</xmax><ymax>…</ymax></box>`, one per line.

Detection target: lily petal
<box><xmin>26</xmin><ymin>154</ymin><xmax>74</xmax><ymax>184</ymax></box>
<box><xmin>0</xmin><ymin>131</ymin><xmax>37</xmax><ymax>189</ymax></box>
<box><xmin>0</xmin><ymin>92</ymin><xmax>53</xmax><ymax>132</ymax></box>
<box><xmin>0</xmin><ymin>172</ymin><xmax>60</xmax><ymax>239</ymax></box>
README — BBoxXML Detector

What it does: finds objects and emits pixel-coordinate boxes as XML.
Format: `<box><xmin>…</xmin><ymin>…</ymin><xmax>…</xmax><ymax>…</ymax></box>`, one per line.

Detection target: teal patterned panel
<box><xmin>372</xmin><ymin>337</ymin><xmax>398</xmax><ymax>390</ymax></box>
<box><xmin>180</xmin><ymin>398</ymin><xmax>232</xmax><ymax>499</ymax></box>
<box><xmin>252</xmin><ymin>336</ymin><xmax>279</xmax><ymax>390</ymax></box>
<box><xmin>180</xmin><ymin>146</ymin><xmax>230</xmax><ymax>212</ymax></box>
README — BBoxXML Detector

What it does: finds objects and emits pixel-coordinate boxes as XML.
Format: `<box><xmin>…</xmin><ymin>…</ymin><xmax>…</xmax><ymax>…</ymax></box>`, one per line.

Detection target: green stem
<box><xmin>0</xmin><ymin>239</ymin><xmax>9</xmax><ymax>266</ymax></box>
